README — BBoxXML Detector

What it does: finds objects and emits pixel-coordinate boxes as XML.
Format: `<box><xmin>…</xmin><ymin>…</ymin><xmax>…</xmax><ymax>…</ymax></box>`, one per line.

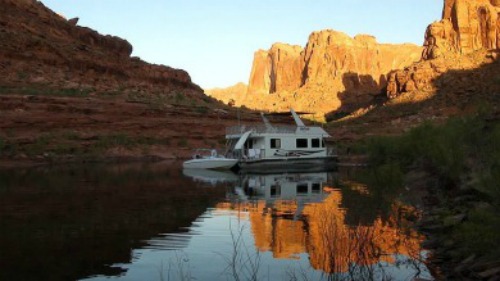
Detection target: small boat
<box><xmin>183</xmin><ymin>149</ymin><xmax>238</xmax><ymax>170</ymax></box>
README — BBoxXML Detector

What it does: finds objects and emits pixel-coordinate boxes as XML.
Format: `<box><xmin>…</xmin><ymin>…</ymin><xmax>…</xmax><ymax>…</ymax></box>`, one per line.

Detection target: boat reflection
<box><xmin>215</xmin><ymin>170</ymin><xmax>427</xmax><ymax>277</ymax></box>
<box><xmin>182</xmin><ymin>168</ymin><xmax>239</xmax><ymax>186</ymax></box>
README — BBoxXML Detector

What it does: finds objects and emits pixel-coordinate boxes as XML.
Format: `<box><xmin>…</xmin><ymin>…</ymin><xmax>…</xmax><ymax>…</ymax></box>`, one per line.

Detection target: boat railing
<box><xmin>226</xmin><ymin>125</ymin><xmax>297</xmax><ymax>135</ymax></box>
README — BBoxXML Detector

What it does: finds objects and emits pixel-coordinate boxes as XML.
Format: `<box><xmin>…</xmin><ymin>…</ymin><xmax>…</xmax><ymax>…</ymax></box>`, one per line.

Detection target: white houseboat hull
<box><xmin>237</xmin><ymin>156</ymin><xmax>337</xmax><ymax>173</ymax></box>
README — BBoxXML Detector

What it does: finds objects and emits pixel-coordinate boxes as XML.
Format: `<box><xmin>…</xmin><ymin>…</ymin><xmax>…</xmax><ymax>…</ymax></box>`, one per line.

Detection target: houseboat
<box><xmin>226</xmin><ymin>109</ymin><xmax>337</xmax><ymax>172</ymax></box>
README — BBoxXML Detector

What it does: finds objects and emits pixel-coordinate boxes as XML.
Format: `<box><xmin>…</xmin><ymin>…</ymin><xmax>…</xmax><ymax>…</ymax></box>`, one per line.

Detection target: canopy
<box><xmin>234</xmin><ymin>131</ymin><xmax>252</xmax><ymax>150</ymax></box>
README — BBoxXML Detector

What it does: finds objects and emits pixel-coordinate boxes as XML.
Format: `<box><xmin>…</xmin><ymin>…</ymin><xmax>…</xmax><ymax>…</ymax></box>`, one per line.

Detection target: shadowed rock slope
<box><xmin>0</xmin><ymin>0</ymin><xmax>202</xmax><ymax>96</ymax></box>
<box><xmin>0</xmin><ymin>0</ymin><xmax>268</xmax><ymax>164</ymax></box>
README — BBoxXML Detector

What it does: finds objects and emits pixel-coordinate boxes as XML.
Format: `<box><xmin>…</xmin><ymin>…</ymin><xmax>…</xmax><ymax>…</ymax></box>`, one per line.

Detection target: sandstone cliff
<box><xmin>425</xmin><ymin>0</ymin><xmax>500</xmax><ymax>59</ymax></box>
<box><xmin>231</xmin><ymin>30</ymin><xmax>422</xmax><ymax>117</ymax></box>
<box><xmin>331</xmin><ymin>0</ymin><xmax>500</xmax><ymax>147</ymax></box>
<box><xmin>248</xmin><ymin>43</ymin><xmax>304</xmax><ymax>95</ymax></box>
<box><xmin>388</xmin><ymin>0</ymin><xmax>500</xmax><ymax>98</ymax></box>
<box><xmin>0</xmin><ymin>0</ymin><xmax>203</xmax><ymax>98</ymax></box>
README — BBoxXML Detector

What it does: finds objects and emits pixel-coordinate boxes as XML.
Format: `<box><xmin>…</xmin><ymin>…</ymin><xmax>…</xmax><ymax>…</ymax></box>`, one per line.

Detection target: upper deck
<box><xmin>226</xmin><ymin>109</ymin><xmax>331</xmax><ymax>139</ymax></box>
<box><xmin>226</xmin><ymin>125</ymin><xmax>295</xmax><ymax>137</ymax></box>
<box><xmin>226</xmin><ymin>125</ymin><xmax>329</xmax><ymax>138</ymax></box>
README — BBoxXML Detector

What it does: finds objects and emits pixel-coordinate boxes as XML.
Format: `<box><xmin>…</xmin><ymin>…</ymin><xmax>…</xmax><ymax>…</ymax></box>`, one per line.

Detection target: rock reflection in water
<box><xmin>217</xmin><ymin>171</ymin><xmax>429</xmax><ymax>279</ymax></box>
<box><xmin>0</xmin><ymin>164</ymin><xmax>432</xmax><ymax>281</ymax></box>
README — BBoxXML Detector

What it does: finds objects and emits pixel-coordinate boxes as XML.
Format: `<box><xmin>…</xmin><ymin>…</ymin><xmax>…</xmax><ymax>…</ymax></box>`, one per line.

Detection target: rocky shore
<box><xmin>418</xmin><ymin>179</ymin><xmax>500</xmax><ymax>280</ymax></box>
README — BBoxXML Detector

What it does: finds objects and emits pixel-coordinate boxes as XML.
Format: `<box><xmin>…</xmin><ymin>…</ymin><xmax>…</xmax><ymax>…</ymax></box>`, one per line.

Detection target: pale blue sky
<box><xmin>40</xmin><ymin>0</ymin><xmax>443</xmax><ymax>89</ymax></box>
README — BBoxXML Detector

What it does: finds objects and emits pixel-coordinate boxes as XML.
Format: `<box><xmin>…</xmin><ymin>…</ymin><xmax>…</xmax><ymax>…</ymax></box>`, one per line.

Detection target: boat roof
<box><xmin>226</xmin><ymin>108</ymin><xmax>330</xmax><ymax>138</ymax></box>
<box><xmin>264</xmin><ymin>111</ymin><xmax>313</xmax><ymax>116</ymax></box>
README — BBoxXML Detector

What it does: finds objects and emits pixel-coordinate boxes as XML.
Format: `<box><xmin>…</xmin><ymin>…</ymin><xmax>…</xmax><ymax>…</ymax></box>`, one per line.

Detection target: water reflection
<box><xmin>214</xmin><ymin>170</ymin><xmax>430</xmax><ymax>280</ymax></box>
<box><xmin>0</xmin><ymin>162</ymin><xmax>226</xmax><ymax>281</ymax></box>
<box><xmin>182</xmin><ymin>168</ymin><xmax>239</xmax><ymax>186</ymax></box>
<box><xmin>0</xmin><ymin>163</ymin><xmax>432</xmax><ymax>281</ymax></box>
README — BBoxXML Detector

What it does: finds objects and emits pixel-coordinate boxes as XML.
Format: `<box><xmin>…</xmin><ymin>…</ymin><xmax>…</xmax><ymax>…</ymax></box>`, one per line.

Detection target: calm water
<box><xmin>0</xmin><ymin>162</ymin><xmax>433</xmax><ymax>281</ymax></box>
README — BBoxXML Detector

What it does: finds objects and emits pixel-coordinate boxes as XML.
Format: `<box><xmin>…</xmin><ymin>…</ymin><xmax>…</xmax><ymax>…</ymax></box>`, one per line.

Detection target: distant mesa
<box><xmin>205</xmin><ymin>82</ymin><xmax>248</xmax><ymax>106</ymax></box>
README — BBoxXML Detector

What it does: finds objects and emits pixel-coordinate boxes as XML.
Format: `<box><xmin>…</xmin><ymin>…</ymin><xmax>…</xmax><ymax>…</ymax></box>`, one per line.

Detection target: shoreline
<box><xmin>0</xmin><ymin>155</ymin><xmax>185</xmax><ymax>170</ymax></box>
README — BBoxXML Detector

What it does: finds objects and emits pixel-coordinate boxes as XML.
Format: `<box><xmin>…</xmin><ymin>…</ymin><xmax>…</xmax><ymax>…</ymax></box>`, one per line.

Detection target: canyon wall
<box><xmin>388</xmin><ymin>0</ymin><xmax>500</xmax><ymax>98</ymax></box>
<box><xmin>248</xmin><ymin>43</ymin><xmax>304</xmax><ymax>95</ymax></box>
<box><xmin>241</xmin><ymin>30</ymin><xmax>422</xmax><ymax>115</ymax></box>
<box><xmin>0</xmin><ymin>0</ymin><xmax>203</xmax><ymax>97</ymax></box>
<box><xmin>209</xmin><ymin>0</ymin><xmax>500</xmax><ymax>118</ymax></box>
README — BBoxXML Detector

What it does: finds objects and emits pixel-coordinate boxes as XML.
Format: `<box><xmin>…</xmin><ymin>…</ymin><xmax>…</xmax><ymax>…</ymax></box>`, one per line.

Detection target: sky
<box><xmin>40</xmin><ymin>0</ymin><xmax>443</xmax><ymax>89</ymax></box>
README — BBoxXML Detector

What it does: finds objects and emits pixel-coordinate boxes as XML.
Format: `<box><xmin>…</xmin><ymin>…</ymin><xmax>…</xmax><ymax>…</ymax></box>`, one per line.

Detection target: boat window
<box><xmin>311</xmin><ymin>138</ymin><xmax>320</xmax><ymax>148</ymax></box>
<box><xmin>245</xmin><ymin>139</ymin><xmax>254</xmax><ymax>149</ymax></box>
<box><xmin>271</xmin><ymin>184</ymin><xmax>281</xmax><ymax>197</ymax></box>
<box><xmin>270</xmin><ymin>138</ymin><xmax>281</xmax><ymax>149</ymax></box>
<box><xmin>297</xmin><ymin>183</ymin><xmax>308</xmax><ymax>194</ymax></box>
<box><xmin>296</xmin><ymin>138</ymin><xmax>308</xmax><ymax>148</ymax></box>
<box><xmin>312</xmin><ymin>183</ymin><xmax>321</xmax><ymax>193</ymax></box>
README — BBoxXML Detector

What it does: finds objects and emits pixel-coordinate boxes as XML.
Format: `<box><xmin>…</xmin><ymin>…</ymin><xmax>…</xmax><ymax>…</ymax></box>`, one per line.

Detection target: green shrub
<box><xmin>362</xmin><ymin>113</ymin><xmax>500</xmax><ymax>260</ymax></box>
<box><xmin>174</xmin><ymin>91</ymin><xmax>185</xmax><ymax>102</ymax></box>
<box><xmin>195</xmin><ymin>106</ymin><xmax>209</xmax><ymax>114</ymax></box>
<box><xmin>62</xmin><ymin>131</ymin><xmax>80</xmax><ymax>141</ymax></box>
<box><xmin>0</xmin><ymin>86</ymin><xmax>91</xmax><ymax>97</ymax></box>
<box><xmin>177</xmin><ymin>138</ymin><xmax>188</xmax><ymax>147</ymax></box>
<box><xmin>25</xmin><ymin>134</ymin><xmax>52</xmax><ymax>156</ymax></box>
<box><xmin>454</xmin><ymin>208</ymin><xmax>500</xmax><ymax>259</ymax></box>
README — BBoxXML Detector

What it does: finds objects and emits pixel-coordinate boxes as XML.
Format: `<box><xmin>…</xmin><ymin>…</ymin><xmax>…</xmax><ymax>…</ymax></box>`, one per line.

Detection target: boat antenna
<box><xmin>237</xmin><ymin>107</ymin><xmax>240</xmax><ymax>127</ymax></box>
<box><xmin>290</xmin><ymin>108</ymin><xmax>306</xmax><ymax>127</ymax></box>
<box><xmin>260</xmin><ymin>112</ymin><xmax>273</xmax><ymax>130</ymax></box>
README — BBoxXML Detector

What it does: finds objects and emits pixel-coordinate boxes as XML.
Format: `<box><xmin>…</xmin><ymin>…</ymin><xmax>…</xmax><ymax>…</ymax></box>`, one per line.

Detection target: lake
<box><xmin>0</xmin><ymin>162</ymin><xmax>433</xmax><ymax>281</ymax></box>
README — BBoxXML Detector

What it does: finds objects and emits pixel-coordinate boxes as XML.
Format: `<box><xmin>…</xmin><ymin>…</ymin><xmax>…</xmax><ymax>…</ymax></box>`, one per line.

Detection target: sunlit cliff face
<box><xmin>216</xmin><ymin>189</ymin><xmax>424</xmax><ymax>274</ymax></box>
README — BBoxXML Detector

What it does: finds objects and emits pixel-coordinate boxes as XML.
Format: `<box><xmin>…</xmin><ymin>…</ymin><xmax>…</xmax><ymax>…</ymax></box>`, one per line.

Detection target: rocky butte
<box><xmin>387</xmin><ymin>0</ymin><xmax>500</xmax><ymax>99</ymax></box>
<box><xmin>208</xmin><ymin>30</ymin><xmax>423</xmax><ymax>118</ymax></box>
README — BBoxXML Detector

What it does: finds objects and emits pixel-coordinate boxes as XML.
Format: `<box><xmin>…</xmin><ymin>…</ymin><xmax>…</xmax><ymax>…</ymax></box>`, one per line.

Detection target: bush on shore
<box><xmin>361</xmin><ymin>112</ymin><xmax>500</xmax><ymax>260</ymax></box>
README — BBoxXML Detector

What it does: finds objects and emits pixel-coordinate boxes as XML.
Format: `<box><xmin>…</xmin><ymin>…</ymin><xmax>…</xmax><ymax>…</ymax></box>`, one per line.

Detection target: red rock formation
<box><xmin>423</xmin><ymin>0</ymin><xmax>499</xmax><ymax>60</ymax></box>
<box><xmin>301</xmin><ymin>31</ymin><xmax>421</xmax><ymax>94</ymax></box>
<box><xmin>247</xmin><ymin>50</ymin><xmax>272</xmax><ymax>95</ymax></box>
<box><xmin>388</xmin><ymin>0</ymin><xmax>500</xmax><ymax>99</ymax></box>
<box><xmin>214</xmin><ymin>191</ymin><xmax>424</xmax><ymax>273</ymax></box>
<box><xmin>205</xmin><ymin>82</ymin><xmax>248</xmax><ymax>106</ymax></box>
<box><xmin>0</xmin><ymin>0</ymin><xmax>202</xmax><ymax>96</ymax></box>
<box><xmin>248</xmin><ymin>43</ymin><xmax>304</xmax><ymax>94</ymax></box>
<box><xmin>241</xmin><ymin>30</ymin><xmax>422</xmax><ymax>116</ymax></box>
